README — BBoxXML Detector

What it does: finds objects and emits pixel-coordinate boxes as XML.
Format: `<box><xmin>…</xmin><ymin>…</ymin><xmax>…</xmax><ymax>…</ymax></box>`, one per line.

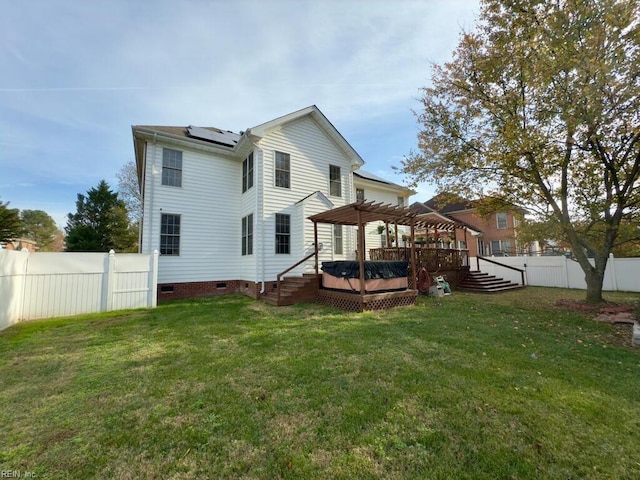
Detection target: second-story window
<box><xmin>275</xmin><ymin>152</ymin><xmax>290</xmax><ymax>188</ymax></box>
<box><xmin>496</xmin><ymin>212</ymin><xmax>507</xmax><ymax>229</ymax></box>
<box><xmin>162</xmin><ymin>148</ymin><xmax>182</xmax><ymax>187</ymax></box>
<box><xmin>397</xmin><ymin>196</ymin><xmax>405</xmax><ymax>208</ymax></box>
<box><xmin>356</xmin><ymin>188</ymin><xmax>365</xmax><ymax>202</ymax></box>
<box><xmin>242</xmin><ymin>153</ymin><xmax>254</xmax><ymax>193</ymax></box>
<box><xmin>329</xmin><ymin>165</ymin><xmax>341</xmax><ymax>197</ymax></box>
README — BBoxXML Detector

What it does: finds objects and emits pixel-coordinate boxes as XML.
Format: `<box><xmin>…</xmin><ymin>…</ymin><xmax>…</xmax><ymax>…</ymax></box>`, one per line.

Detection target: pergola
<box><xmin>308</xmin><ymin>200</ymin><xmax>463</xmax><ymax>296</ymax></box>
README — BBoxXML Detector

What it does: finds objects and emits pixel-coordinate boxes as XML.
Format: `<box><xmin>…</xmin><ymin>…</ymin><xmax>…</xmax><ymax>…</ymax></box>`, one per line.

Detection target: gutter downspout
<box><xmin>148</xmin><ymin>133</ymin><xmax>157</xmax><ymax>253</ymax></box>
<box><xmin>254</xmin><ymin>142</ymin><xmax>266</xmax><ymax>294</ymax></box>
<box><xmin>138</xmin><ymin>139</ymin><xmax>146</xmax><ymax>252</ymax></box>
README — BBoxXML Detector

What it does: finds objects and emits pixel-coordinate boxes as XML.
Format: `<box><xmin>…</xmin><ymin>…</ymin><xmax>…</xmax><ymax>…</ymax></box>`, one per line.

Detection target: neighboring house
<box><xmin>132</xmin><ymin>105</ymin><xmax>412</xmax><ymax>300</ymax></box>
<box><xmin>1</xmin><ymin>238</ymin><xmax>38</xmax><ymax>252</ymax></box>
<box><xmin>411</xmin><ymin>194</ymin><xmax>524</xmax><ymax>257</ymax></box>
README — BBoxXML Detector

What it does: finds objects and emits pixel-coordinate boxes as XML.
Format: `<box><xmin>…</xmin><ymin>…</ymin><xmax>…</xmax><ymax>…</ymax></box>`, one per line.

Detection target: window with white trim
<box><xmin>275</xmin><ymin>213</ymin><xmax>290</xmax><ymax>254</ymax></box>
<box><xmin>242</xmin><ymin>214</ymin><xmax>253</xmax><ymax>256</ymax></box>
<box><xmin>491</xmin><ymin>239</ymin><xmax>511</xmax><ymax>256</ymax></box>
<box><xmin>275</xmin><ymin>152</ymin><xmax>290</xmax><ymax>188</ymax></box>
<box><xmin>333</xmin><ymin>224</ymin><xmax>343</xmax><ymax>255</ymax></box>
<box><xmin>162</xmin><ymin>148</ymin><xmax>182</xmax><ymax>187</ymax></box>
<box><xmin>356</xmin><ymin>188</ymin><xmax>365</xmax><ymax>202</ymax></box>
<box><xmin>397</xmin><ymin>196</ymin><xmax>405</xmax><ymax>208</ymax></box>
<box><xmin>242</xmin><ymin>153</ymin><xmax>254</xmax><ymax>193</ymax></box>
<box><xmin>496</xmin><ymin>212</ymin><xmax>507</xmax><ymax>229</ymax></box>
<box><xmin>329</xmin><ymin>165</ymin><xmax>341</xmax><ymax>197</ymax></box>
<box><xmin>160</xmin><ymin>214</ymin><xmax>180</xmax><ymax>255</ymax></box>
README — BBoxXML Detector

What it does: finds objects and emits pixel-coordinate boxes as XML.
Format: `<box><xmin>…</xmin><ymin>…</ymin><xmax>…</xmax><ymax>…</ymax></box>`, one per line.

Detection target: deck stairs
<box><xmin>262</xmin><ymin>274</ymin><xmax>320</xmax><ymax>306</ymax></box>
<box><xmin>457</xmin><ymin>270</ymin><xmax>524</xmax><ymax>293</ymax></box>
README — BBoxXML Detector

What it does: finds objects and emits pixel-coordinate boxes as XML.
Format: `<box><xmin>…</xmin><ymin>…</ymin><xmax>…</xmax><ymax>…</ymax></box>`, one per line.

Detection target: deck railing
<box><xmin>276</xmin><ymin>251</ymin><xmax>317</xmax><ymax>304</ymax></box>
<box><xmin>476</xmin><ymin>256</ymin><xmax>526</xmax><ymax>286</ymax></box>
<box><xmin>369</xmin><ymin>247</ymin><xmax>469</xmax><ymax>271</ymax></box>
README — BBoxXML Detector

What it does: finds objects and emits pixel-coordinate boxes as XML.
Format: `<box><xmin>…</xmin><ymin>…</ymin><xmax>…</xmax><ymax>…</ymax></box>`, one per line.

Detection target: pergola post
<box><xmin>385</xmin><ymin>221</ymin><xmax>391</xmax><ymax>250</ymax></box>
<box><xmin>410</xmin><ymin>220</ymin><xmax>417</xmax><ymax>290</ymax></box>
<box><xmin>394</xmin><ymin>222</ymin><xmax>399</xmax><ymax>259</ymax></box>
<box><xmin>357</xmin><ymin>209</ymin><xmax>366</xmax><ymax>296</ymax></box>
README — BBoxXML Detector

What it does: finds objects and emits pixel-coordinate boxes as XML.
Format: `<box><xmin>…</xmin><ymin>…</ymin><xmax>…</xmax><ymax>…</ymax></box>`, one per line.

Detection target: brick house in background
<box><xmin>411</xmin><ymin>194</ymin><xmax>525</xmax><ymax>257</ymax></box>
<box><xmin>1</xmin><ymin>238</ymin><xmax>38</xmax><ymax>252</ymax></box>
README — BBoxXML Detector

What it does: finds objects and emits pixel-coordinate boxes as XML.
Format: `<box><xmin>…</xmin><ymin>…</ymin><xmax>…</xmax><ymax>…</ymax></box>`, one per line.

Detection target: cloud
<box><xmin>1</xmin><ymin>0</ymin><xmax>480</xmax><ymax>220</ymax></box>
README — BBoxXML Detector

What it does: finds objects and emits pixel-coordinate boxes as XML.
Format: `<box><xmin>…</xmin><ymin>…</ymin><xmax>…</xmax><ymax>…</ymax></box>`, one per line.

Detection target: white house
<box><xmin>132</xmin><ymin>105</ymin><xmax>413</xmax><ymax>300</ymax></box>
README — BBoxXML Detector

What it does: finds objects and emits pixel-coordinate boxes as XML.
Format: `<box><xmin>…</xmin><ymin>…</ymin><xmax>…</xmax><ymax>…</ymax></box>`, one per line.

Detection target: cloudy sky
<box><xmin>1</xmin><ymin>0</ymin><xmax>480</xmax><ymax>228</ymax></box>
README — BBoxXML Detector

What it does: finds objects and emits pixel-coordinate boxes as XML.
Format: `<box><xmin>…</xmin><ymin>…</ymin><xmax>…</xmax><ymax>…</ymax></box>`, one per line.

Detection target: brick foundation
<box><xmin>157</xmin><ymin>280</ymin><xmax>278</xmax><ymax>302</ymax></box>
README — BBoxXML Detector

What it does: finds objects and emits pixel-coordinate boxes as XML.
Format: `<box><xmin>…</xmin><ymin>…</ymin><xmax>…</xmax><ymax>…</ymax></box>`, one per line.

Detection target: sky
<box><xmin>1</xmin><ymin>0</ymin><xmax>480</xmax><ymax>228</ymax></box>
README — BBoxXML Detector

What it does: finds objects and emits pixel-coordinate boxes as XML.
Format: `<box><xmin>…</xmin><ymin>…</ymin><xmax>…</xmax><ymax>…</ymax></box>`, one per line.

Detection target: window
<box><xmin>242</xmin><ymin>214</ymin><xmax>253</xmax><ymax>256</ymax></box>
<box><xmin>496</xmin><ymin>212</ymin><xmax>508</xmax><ymax>229</ymax></box>
<box><xmin>491</xmin><ymin>239</ymin><xmax>511</xmax><ymax>256</ymax></box>
<box><xmin>242</xmin><ymin>153</ymin><xmax>254</xmax><ymax>193</ymax></box>
<box><xmin>329</xmin><ymin>165</ymin><xmax>341</xmax><ymax>197</ymax></box>
<box><xmin>356</xmin><ymin>188</ymin><xmax>365</xmax><ymax>202</ymax></box>
<box><xmin>333</xmin><ymin>224</ymin><xmax>343</xmax><ymax>255</ymax></box>
<box><xmin>162</xmin><ymin>148</ymin><xmax>182</xmax><ymax>187</ymax></box>
<box><xmin>275</xmin><ymin>213</ymin><xmax>290</xmax><ymax>254</ymax></box>
<box><xmin>160</xmin><ymin>214</ymin><xmax>180</xmax><ymax>255</ymax></box>
<box><xmin>513</xmin><ymin>216</ymin><xmax>521</xmax><ymax>228</ymax></box>
<box><xmin>397</xmin><ymin>196</ymin><xmax>405</xmax><ymax>208</ymax></box>
<box><xmin>275</xmin><ymin>152</ymin><xmax>290</xmax><ymax>188</ymax></box>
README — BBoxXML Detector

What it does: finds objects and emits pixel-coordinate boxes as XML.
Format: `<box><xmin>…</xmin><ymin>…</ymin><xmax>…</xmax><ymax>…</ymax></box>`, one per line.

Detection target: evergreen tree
<box><xmin>20</xmin><ymin>209</ymin><xmax>60</xmax><ymax>251</ymax></box>
<box><xmin>0</xmin><ymin>197</ymin><xmax>22</xmax><ymax>243</ymax></box>
<box><xmin>65</xmin><ymin>180</ymin><xmax>137</xmax><ymax>252</ymax></box>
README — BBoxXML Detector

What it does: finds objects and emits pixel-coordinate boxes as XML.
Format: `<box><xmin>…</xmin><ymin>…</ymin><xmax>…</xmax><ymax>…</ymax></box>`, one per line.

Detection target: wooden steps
<box><xmin>457</xmin><ymin>271</ymin><xmax>524</xmax><ymax>293</ymax></box>
<box><xmin>262</xmin><ymin>274</ymin><xmax>320</xmax><ymax>306</ymax></box>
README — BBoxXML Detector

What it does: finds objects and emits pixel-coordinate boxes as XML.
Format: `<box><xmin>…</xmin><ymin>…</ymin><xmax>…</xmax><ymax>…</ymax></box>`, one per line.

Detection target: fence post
<box><xmin>102</xmin><ymin>250</ymin><xmax>115</xmax><ymax>312</ymax></box>
<box><xmin>608</xmin><ymin>253</ymin><xmax>618</xmax><ymax>291</ymax></box>
<box><xmin>148</xmin><ymin>250</ymin><xmax>159</xmax><ymax>308</ymax></box>
<box><xmin>563</xmin><ymin>255</ymin><xmax>570</xmax><ymax>288</ymax></box>
<box><xmin>18</xmin><ymin>249</ymin><xmax>29</xmax><ymax>322</ymax></box>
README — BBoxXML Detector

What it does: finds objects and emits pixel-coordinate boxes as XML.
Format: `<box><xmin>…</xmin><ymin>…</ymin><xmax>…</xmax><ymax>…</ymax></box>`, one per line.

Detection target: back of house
<box><xmin>132</xmin><ymin>105</ymin><xmax>412</xmax><ymax>300</ymax></box>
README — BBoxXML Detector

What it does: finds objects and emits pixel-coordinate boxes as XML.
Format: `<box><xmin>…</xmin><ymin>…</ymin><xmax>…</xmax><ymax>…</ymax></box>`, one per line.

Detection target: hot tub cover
<box><xmin>321</xmin><ymin>261</ymin><xmax>408</xmax><ymax>280</ymax></box>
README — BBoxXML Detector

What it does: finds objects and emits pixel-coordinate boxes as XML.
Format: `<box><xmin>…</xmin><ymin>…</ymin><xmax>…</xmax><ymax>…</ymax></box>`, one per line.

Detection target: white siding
<box><xmin>257</xmin><ymin>117</ymin><xmax>355</xmax><ymax>279</ymax></box>
<box><xmin>141</xmin><ymin>141</ymin><xmax>242</xmax><ymax>284</ymax></box>
<box><xmin>353</xmin><ymin>180</ymin><xmax>411</xmax><ymax>259</ymax></box>
<box><xmin>239</xmin><ymin>149</ymin><xmax>258</xmax><ymax>282</ymax></box>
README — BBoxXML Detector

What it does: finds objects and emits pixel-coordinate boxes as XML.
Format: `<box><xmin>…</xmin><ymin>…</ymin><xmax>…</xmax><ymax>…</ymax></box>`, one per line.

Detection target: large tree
<box><xmin>116</xmin><ymin>160</ymin><xmax>142</xmax><ymax>224</ymax></box>
<box><xmin>65</xmin><ymin>180</ymin><xmax>137</xmax><ymax>252</ymax></box>
<box><xmin>400</xmin><ymin>0</ymin><xmax>640</xmax><ymax>302</ymax></box>
<box><xmin>0</xmin><ymin>197</ymin><xmax>22</xmax><ymax>243</ymax></box>
<box><xmin>20</xmin><ymin>209</ymin><xmax>60</xmax><ymax>252</ymax></box>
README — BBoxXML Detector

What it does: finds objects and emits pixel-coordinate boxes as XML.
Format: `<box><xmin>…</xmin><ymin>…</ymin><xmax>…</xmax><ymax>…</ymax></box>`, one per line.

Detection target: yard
<box><xmin>1</xmin><ymin>288</ymin><xmax>639</xmax><ymax>479</ymax></box>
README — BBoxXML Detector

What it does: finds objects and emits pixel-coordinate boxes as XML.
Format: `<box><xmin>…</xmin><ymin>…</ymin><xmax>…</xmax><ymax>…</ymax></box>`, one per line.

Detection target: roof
<box><xmin>131</xmin><ymin>125</ymin><xmax>240</xmax><ymax>149</ymax></box>
<box><xmin>423</xmin><ymin>193</ymin><xmax>474</xmax><ymax>213</ymax></box>
<box><xmin>410</xmin><ymin>201</ymin><xmax>482</xmax><ymax>235</ymax></box>
<box><xmin>308</xmin><ymin>201</ymin><xmax>463</xmax><ymax>231</ymax></box>
<box><xmin>247</xmin><ymin>105</ymin><xmax>364</xmax><ymax>167</ymax></box>
<box><xmin>354</xmin><ymin>170</ymin><xmax>414</xmax><ymax>196</ymax></box>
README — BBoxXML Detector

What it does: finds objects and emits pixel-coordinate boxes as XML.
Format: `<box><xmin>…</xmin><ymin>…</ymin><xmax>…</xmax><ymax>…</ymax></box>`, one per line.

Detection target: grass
<box><xmin>1</xmin><ymin>287</ymin><xmax>639</xmax><ymax>479</ymax></box>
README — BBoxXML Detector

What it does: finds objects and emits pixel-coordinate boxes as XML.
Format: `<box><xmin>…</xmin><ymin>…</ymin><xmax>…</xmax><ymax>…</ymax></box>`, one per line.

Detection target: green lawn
<box><xmin>1</xmin><ymin>288</ymin><xmax>639</xmax><ymax>479</ymax></box>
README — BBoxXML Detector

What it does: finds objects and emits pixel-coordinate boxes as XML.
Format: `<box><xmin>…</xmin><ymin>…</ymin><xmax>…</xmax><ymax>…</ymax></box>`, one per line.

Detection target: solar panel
<box><xmin>187</xmin><ymin>125</ymin><xmax>239</xmax><ymax>147</ymax></box>
<box><xmin>355</xmin><ymin>170</ymin><xmax>396</xmax><ymax>185</ymax></box>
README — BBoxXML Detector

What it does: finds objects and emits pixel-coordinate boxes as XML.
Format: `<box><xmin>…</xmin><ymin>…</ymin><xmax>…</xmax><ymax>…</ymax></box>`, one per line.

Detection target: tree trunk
<box><xmin>583</xmin><ymin>258</ymin><xmax>607</xmax><ymax>304</ymax></box>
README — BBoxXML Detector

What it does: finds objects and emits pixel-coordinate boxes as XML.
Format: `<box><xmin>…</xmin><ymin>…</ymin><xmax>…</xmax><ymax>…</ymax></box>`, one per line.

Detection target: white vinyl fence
<box><xmin>0</xmin><ymin>249</ymin><xmax>158</xmax><ymax>331</ymax></box>
<box><xmin>471</xmin><ymin>255</ymin><xmax>640</xmax><ymax>292</ymax></box>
